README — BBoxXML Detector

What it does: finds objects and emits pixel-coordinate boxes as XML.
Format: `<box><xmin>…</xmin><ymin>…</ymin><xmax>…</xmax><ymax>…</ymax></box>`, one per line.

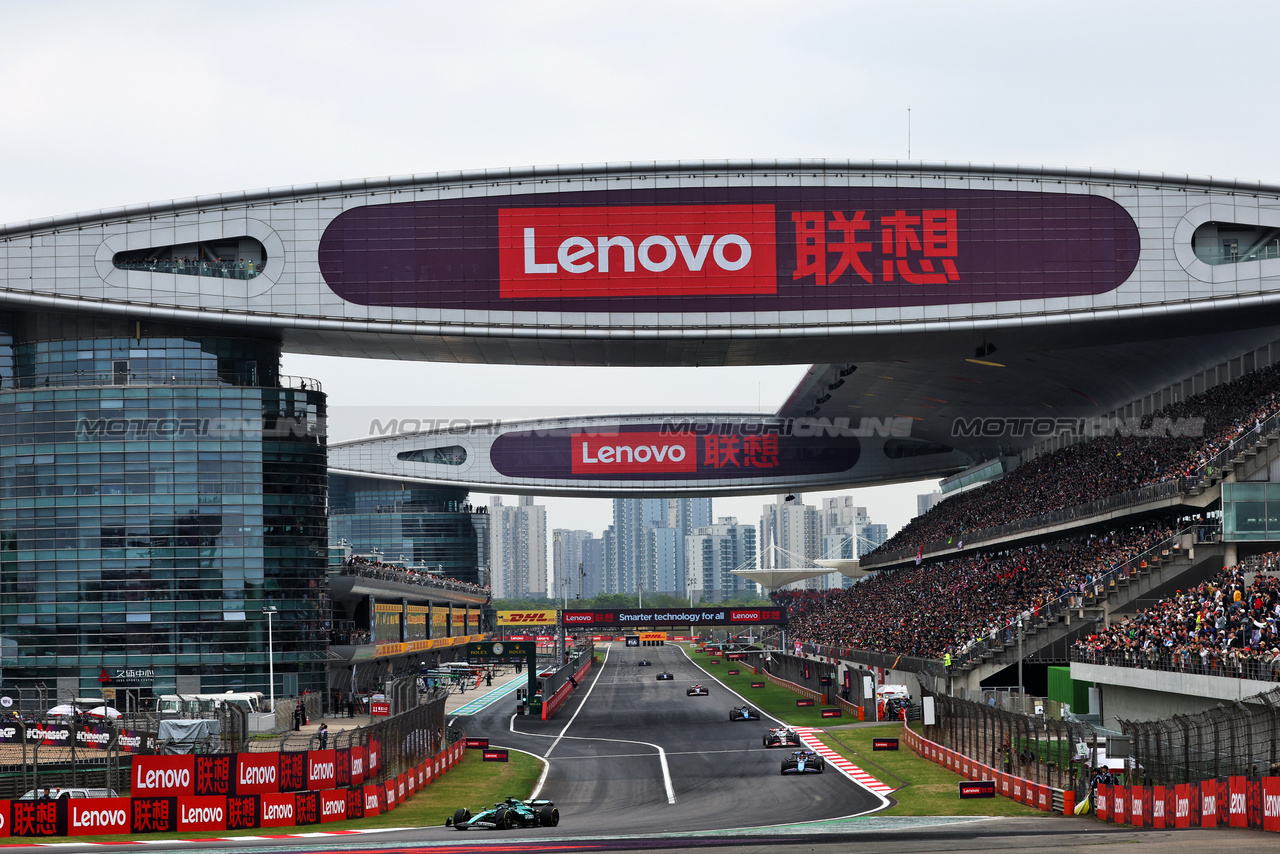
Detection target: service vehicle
<box><xmin>446</xmin><ymin>796</ymin><xmax>559</xmax><ymax>830</ymax></box>
<box><xmin>155</xmin><ymin>692</ymin><xmax>264</xmax><ymax>716</ymax></box>
<box><xmin>763</xmin><ymin>727</ymin><xmax>802</xmax><ymax>748</ymax></box>
<box><xmin>686</xmin><ymin>684</ymin><xmax>709</xmax><ymax>696</ymax></box>
<box><xmin>730</xmin><ymin>705</ymin><xmax>760</xmax><ymax>721</ymax></box>
<box><xmin>780</xmin><ymin>749</ymin><xmax>825</xmax><ymax>775</ymax></box>
<box><xmin>19</xmin><ymin>788</ymin><xmax>120</xmax><ymax>800</ymax></box>
<box><xmin>656</xmin><ymin>671</ymin><xmax>673</xmax><ymax>680</ymax></box>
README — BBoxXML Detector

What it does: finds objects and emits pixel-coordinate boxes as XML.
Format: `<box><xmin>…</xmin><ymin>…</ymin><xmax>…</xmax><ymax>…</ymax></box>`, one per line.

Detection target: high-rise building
<box><xmin>607</xmin><ymin>497</ymin><xmax>708</xmax><ymax>597</ymax></box>
<box><xmin>489</xmin><ymin>496</ymin><xmax>547</xmax><ymax>599</ymax></box>
<box><xmin>918</xmin><ymin>491</ymin><xmax>944</xmax><ymax>516</ymax></box>
<box><xmin>760</xmin><ymin>494</ymin><xmax>824</xmax><ymax>589</ymax></box>
<box><xmin>581</xmin><ymin>537</ymin><xmax>604</xmax><ymax>599</ymax></box>
<box><xmin>685</xmin><ymin>517</ymin><xmax>757</xmax><ymax>602</ymax></box>
<box><xmin>552</xmin><ymin>529</ymin><xmax>595</xmax><ymax>603</ymax></box>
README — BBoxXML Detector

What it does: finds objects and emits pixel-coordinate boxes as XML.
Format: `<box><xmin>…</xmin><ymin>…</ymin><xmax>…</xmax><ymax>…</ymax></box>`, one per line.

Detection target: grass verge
<box><xmin>20</xmin><ymin>748</ymin><xmax>544</xmax><ymax>844</ymax></box>
<box><xmin>683</xmin><ymin>644</ymin><xmax>1047</xmax><ymax>818</ymax></box>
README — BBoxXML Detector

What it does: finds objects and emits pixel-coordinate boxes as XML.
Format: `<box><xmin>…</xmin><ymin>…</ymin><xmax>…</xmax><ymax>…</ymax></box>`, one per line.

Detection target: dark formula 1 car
<box><xmin>656</xmin><ymin>671</ymin><xmax>674</xmax><ymax>680</ymax></box>
<box><xmin>763</xmin><ymin>727</ymin><xmax>802</xmax><ymax>747</ymax></box>
<box><xmin>729</xmin><ymin>705</ymin><xmax>761</xmax><ymax>721</ymax></box>
<box><xmin>447</xmin><ymin>796</ymin><xmax>560</xmax><ymax>830</ymax></box>
<box><xmin>687</xmin><ymin>684</ymin><xmax>710</xmax><ymax>696</ymax></box>
<box><xmin>780</xmin><ymin>749</ymin><xmax>825</xmax><ymax>775</ymax></box>
<box><xmin>637</xmin><ymin>660</ymin><xmax>651</xmax><ymax>666</ymax></box>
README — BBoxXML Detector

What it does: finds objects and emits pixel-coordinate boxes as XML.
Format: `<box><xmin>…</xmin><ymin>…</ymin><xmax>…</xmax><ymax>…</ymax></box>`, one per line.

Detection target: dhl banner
<box><xmin>639</xmin><ymin>632</ymin><xmax>667</xmax><ymax>642</ymax></box>
<box><xmin>497</xmin><ymin>610</ymin><xmax>557</xmax><ymax>626</ymax></box>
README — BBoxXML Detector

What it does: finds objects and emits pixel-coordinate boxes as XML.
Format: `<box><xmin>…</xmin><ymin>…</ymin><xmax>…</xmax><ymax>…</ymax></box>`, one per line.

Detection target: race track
<box><xmin>490</xmin><ymin>641</ymin><xmax>885</xmax><ymax>832</ymax></box>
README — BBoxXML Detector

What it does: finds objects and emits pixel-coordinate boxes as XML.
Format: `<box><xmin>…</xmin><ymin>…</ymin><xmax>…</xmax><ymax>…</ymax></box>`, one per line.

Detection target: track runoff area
<box><xmin>452</xmin><ymin>606</ymin><xmax>895</xmax><ymax>837</ymax></box>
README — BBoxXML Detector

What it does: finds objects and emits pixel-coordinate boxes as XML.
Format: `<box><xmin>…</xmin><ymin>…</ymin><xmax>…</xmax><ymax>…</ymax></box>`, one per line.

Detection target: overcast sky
<box><xmin>5</xmin><ymin>1</ymin><xmax>1279</xmax><ymax>564</ymax></box>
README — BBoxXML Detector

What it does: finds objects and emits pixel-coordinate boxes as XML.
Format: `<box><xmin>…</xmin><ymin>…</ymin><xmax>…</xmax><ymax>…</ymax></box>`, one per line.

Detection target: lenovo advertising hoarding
<box><xmin>319</xmin><ymin>189</ymin><xmax>1139</xmax><ymax>312</ymax></box>
<box><xmin>560</xmin><ymin>607</ymin><xmax>786</xmax><ymax>628</ymax></box>
<box><xmin>491</xmin><ymin>422</ymin><xmax>859</xmax><ymax>482</ymax></box>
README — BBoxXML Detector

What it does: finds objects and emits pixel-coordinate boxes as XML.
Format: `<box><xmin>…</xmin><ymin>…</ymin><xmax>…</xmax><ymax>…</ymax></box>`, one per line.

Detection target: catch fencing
<box><xmin>1120</xmin><ymin>687</ymin><xmax>1280</xmax><ymax>784</ymax></box>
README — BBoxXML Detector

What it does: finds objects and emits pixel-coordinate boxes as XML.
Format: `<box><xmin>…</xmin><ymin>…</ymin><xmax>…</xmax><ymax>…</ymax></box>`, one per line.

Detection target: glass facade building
<box><xmin>0</xmin><ymin>313</ymin><xmax>329</xmax><ymax>701</ymax></box>
<box><xmin>328</xmin><ymin>475</ymin><xmax>486</xmax><ymax>586</ymax></box>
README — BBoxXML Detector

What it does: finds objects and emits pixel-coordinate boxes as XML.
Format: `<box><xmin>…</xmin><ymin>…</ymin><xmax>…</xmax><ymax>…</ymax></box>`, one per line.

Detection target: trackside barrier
<box><xmin>764</xmin><ymin>671</ymin><xmax>826</xmax><ymax>705</ymax></box>
<box><xmin>0</xmin><ymin>739</ymin><xmax>467</xmax><ymax>838</ymax></box>
<box><xmin>901</xmin><ymin>725</ymin><xmax>1065</xmax><ymax>815</ymax></box>
<box><xmin>542</xmin><ymin>656</ymin><xmax>595</xmax><ymax>721</ymax></box>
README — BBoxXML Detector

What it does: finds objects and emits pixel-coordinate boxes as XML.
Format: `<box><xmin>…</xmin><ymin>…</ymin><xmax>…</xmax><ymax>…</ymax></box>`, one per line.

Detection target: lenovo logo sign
<box><xmin>499</xmin><ymin>205</ymin><xmax>777</xmax><ymax>298</ymax></box>
<box><xmin>572</xmin><ymin>432</ymin><xmax>697</xmax><ymax>474</ymax></box>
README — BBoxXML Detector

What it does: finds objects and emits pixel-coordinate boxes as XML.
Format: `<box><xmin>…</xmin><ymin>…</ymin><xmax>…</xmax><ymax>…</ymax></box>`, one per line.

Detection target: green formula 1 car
<box><xmin>446</xmin><ymin>796</ymin><xmax>560</xmax><ymax>830</ymax></box>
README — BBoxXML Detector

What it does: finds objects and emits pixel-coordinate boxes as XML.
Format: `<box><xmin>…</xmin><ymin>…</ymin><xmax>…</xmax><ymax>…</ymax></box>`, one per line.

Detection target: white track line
<box><xmin>516</xmin><ymin>643</ymin><xmax>676</xmax><ymax>804</ymax></box>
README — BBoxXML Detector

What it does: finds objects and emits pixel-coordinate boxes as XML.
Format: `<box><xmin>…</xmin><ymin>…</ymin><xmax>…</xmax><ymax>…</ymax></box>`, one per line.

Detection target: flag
<box><xmin>915</xmin><ymin>545</ymin><xmax>923</xmax><ymax>566</ymax></box>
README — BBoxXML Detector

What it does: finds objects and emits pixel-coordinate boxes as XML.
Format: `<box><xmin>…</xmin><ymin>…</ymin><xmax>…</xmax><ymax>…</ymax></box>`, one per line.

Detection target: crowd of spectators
<box><xmin>329</xmin><ymin>626</ymin><xmax>371</xmax><ymax>646</ymax></box>
<box><xmin>1072</xmin><ymin>555</ymin><xmax>1280</xmax><ymax>681</ymax></box>
<box><xmin>868</xmin><ymin>364</ymin><xmax>1280</xmax><ymax>559</ymax></box>
<box><xmin>115</xmin><ymin>256</ymin><xmax>259</xmax><ymax>278</ymax></box>
<box><xmin>775</xmin><ymin>520</ymin><xmax>1177</xmax><ymax>660</ymax></box>
<box><xmin>339</xmin><ymin>555</ymin><xmax>490</xmax><ymax>598</ymax></box>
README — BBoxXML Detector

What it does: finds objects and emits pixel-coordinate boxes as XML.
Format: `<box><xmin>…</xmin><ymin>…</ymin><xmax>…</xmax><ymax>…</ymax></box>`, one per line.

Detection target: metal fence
<box><xmin>1071</xmin><ymin>646</ymin><xmax>1280</xmax><ymax>683</ymax></box>
<box><xmin>1120</xmin><ymin>687</ymin><xmax>1280</xmax><ymax>784</ymax></box>
<box><xmin>922</xmin><ymin>691</ymin><xmax>1098</xmax><ymax>797</ymax></box>
<box><xmin>245</xmin><ymin>688</ymin><xmax>450</xmax><ymax>783</ymax></box>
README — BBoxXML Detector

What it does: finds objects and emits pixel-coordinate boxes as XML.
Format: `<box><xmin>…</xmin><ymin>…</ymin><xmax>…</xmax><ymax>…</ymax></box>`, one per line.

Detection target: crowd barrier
<box><xmin>901</xmin><ymin>724</ymin><xmax>1068</xmax><ymax>814</ymax></box>
<box><xmin>0</xmin><ymin>739</ymin><xmax>466</xmax><ymax>838</ymax></box>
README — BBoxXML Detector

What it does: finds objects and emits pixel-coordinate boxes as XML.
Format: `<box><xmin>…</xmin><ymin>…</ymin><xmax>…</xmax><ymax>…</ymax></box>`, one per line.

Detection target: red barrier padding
<box><xmin>293</xmin><ymin>791</ymin><xmax>319</xmax><ymax>825</ymax></box>
<box><xmin>1230</xmin><ymin>776</ymin><xmax>1247</xmax><ymax>828</ymax></box>
<box><xmin>320</xmin><ymin>789</ymin><xmax>348</xmax><ymax>822</ymax></box>
<box><xmin>194</xmin><ymin>754</ymin><xmax>233</xmax><ymax>796</ymax></box>
<box><xmin>1263</xmin><ymin>777</ymin><xmax>1280</xmax><ymax>831</ymax></box>
<box><xmin>277</xmin><ymin>751</ymin><xmax>308</xmax><ymax>793</ymax></box>
<box><xmin>68</xmin><ymin>798</ymin><xmax>129</xmax><ymax>836</ymax></box>
<box><xmin>1153</xmin><ymin>785</ymin><xmax>1166</xmax><ymax>828</ymax></box>
<box><xmin>133</xmin><ymin>755</ymin><xmax>196</xmax><ymax>797</ymax></box>
<box><xmin>308</xmin><ymin>749</ymin><xmax>337</xmax><ymax>791</ymax></box>
<box><xmin>345</xmin><ymin>787</ymin><xmax>365</xmax><ymax>820</ymax></box>
<box><xmin>129</xmin><ymin>797</ymin><xmax>176</xmax><ymax>834</ymax></box>
<box><xmin>260</xmin><ymin>793</ymin><xmax>296</xmax><ymax>827</ymax></box>
<box><xmin>1112</xmin><ymin>784</ymin><xmax>1127</xmax><ymax>825</ymax></box>
<box><xmin>235</xmin><ymin>752</ymin><xmax>279</xmax><ymax>795</ymax></box>
<box><xmin>350</xmin><ymin>745</ymin><xmax>366</xmax><ymax>786</ymax></box>
<box><xmin>226</xmin><ymin>795</ymin><xmax>259</xmax><ymax>830</ymax></box>
<box><xmin>1201</xmin><ymin>782</ymin><xmax>1218</xmax><ymax>828</ymax></box>
<box><xmin>383</xmin><ymin>779</ymin><xmax>397</xmax><ymax>811</ymax></box>
<box><xmin>177</xmin><ymin>796</ymin><xmax>227</xmax><ymax>832</ymax></box>
<box><xmin>1097</xmin><ymin>783</ymin><xmax>1110</xmax><ymax>822</ymax></box>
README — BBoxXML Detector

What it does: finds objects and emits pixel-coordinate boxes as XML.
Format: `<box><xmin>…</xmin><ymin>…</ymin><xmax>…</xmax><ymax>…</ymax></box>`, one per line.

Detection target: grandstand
<box><xmin>774</xmin><ymin>358</ymin><xmax>1280</xmax><ymax>730</ymax></box>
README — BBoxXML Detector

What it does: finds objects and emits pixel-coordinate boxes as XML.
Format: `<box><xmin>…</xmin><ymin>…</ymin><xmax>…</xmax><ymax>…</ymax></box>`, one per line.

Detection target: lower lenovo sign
<box><xmin>959</xmin><ymin>781</ymin><xmax>996</xmax><ymax>799</ymax></box>
<box><xmin>483</xmin><ymin>749</ymin><xmax>510</xmax><ymax>762</ymax></box>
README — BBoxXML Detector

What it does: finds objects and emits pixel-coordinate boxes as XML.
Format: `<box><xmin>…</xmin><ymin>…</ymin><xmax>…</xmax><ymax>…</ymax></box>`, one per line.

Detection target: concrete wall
<box><xmin>1072</xmin><ymin>661</ymin><xmax>1276</xmax><ymax>727</ymax></box>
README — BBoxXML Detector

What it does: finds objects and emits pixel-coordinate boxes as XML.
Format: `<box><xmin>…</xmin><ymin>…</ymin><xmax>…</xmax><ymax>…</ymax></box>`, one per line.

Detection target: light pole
<box><xmin>262</xmin><ymin>605</ymin><xmax>277</xmax><ymax>712</ymax></box>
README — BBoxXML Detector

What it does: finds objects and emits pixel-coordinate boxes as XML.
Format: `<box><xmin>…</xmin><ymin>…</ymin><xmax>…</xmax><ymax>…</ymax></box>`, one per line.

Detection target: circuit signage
<box><xmin>559</xmin><ymin>607</ymin><xmax>785</xmax><ymax>628</ymax></box>
<box><xmin>466</xmin><ymin>641</ymin><xmax>535</xmax><ymax>663</ymax></box>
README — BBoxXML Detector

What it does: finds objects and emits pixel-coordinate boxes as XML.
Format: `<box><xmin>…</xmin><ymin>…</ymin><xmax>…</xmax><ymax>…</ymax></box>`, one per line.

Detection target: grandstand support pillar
<box><xmin>1224</xmin><ymin>542</ymin><xmax>1237</xmax><ymax>567</ymax></box>
<box><xmin>1017</xmin><ymin>623</ymin><xmax>1025</xmax><ymax>715</ymax></box>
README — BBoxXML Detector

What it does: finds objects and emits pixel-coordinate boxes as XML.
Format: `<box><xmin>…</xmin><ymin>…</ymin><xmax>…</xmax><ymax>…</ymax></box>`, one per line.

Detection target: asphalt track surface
<box><xmin>13</xmin><ymin>644</ymin><xmax>1280</xmax><ymax>852</ymax></box>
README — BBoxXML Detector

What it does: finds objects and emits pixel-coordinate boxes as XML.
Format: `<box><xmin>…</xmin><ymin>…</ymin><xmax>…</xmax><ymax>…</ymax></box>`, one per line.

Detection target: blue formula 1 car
<box><xmin>446</xmin><ymin>796</ymin><xmax>560</xmax><ymax>830</ymax></box>
<box><xmin>780</xmin><ymin>749</ymin><xmax>825</xmax><ymax>775</ymax></box>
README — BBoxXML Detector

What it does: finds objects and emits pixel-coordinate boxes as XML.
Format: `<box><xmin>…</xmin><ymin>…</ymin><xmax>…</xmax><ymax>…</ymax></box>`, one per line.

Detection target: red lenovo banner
<box><xmin>334</xmin><ymin>747</ymin><xmax>351</xmax><ymax>788</ymax></box>
<box><xmin>235</xmin><ymin>753</ymin><xmax>279</xmax><ymax>795</ymax></box>
<box><xmin>1229</xmin><ymin>776</ymin><xmax>1247</xmax><ymax>828</ymax></box>
<box><xmin>133</xmin><ymin>755</ymin><xmax>195</xmax><ymax>797</ymax></box>
<box><xmin>260</xmin><ymin>793</ymin><xmax>296</xmax><ymax>828</ymax></box>
<box><xmin>176</xmin><ymin>796</ymin><xmax>226</xmax><ymax>832</ymax></box>
<box><xmin>571</xmin><ymin>431</ymin><xmax>697</xmax><ymax>475</ymax></box>
<box><xmin>350</xmin><ymin>745</ymin><xmax>366</xmax><ymax>786</ymax></box>
<box><xmin>68</xmin><ymin>798</ymin><xmax>130</xmax><ymax>836</ymax></box>
<box><xmin>226</xmin><ymin>795</ymin><xmax>259</xmax><ymax>830</ymax></box>
<box><xmin>320</xmin><ymin>789</ymin><xmax>347</xmax><ymax>823</ymax></box>
<box><xmin>498</xmin><ymin>205</ymin><xmax>777</xmax><ymax>299</ymax></box>
<box><xmin>129</xmin><ymin>797</ymin><xmax>176</xmax><ymax>833</ymax></box>
<box><xmin>1096</xmin><ymin>784</ymin><xmax>1110</xmax><ymax>822</ymax></box>
<box><xmin>308</xmin><ymin>749</ymin><xmax>338</xmax><ymax>791</ymax></box>
<box><xmin>278</xmin><ymin>751</ymin><xmax>308</xmax><ymax>793</ymax></box>
<box><xmin>345</xmin><ymin>786</ymin><xmax>364</xmax><ymax>820</ymax></box>
<box><xmin>0</xmin><ymin>800</ymin><xmax>9</xmax><ymax>837</ymax></box>
<box><xmin>1264</xmin><ymin>777</ymin><xmax>1280</xmax><ymax>831</ymax></box>
<box><xmin>194</xmin><ymin>754</ymin><xmax>233</xmax><ymax>796</ymax></box>
<box><xmin>12</xmin><ymin>800</ymin><xmax>64</xmax><ymax>837</ymax></box>
<box><xmin>1152</xmin><ymin>786</ymin><xmax>1167</xmax><ymax>828</ymax></box>
<box><xmin>368</xmin><ymin>738</ymin><xmax>382</xmax><ymax>776</ymax></box>
<box><xmin>1202</xmin><ymin>783</ymin><xmax>1218</xmax><ymax>828</ymax></box>
<box><xmin>384</xmin><ymin>779</ymin><xmax>397</xmax><ymax>811</ymax></box>
<box><xmin>293</xmin><ymin>791</ymin><xmax>319</xmax><ymax>826</ymax></box>
<box><xmin>362</xmin><ymin>785</ymin><xmax>381</xmax><ymax>817</ymax></box>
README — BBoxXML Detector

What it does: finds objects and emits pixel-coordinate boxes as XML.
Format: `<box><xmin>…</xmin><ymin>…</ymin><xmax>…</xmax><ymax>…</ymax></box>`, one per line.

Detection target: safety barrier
<box><xmin>0</xmin><ymin>738</ymin><xmax>467</xmax><ymax>837</ymax></box>
<box><xmin>1093</xmin><ymin>778</ymin><xmax>1280</xmax><ymax>831</ymax></box>
<box><xmin>542</xmin><ymin>655</ymin><xmax>594</xmax><ymax>720</ymax></box>
<box><xmin>902</xmin><ymin>724</ymin><xmax>1068</xmax><ymax>814</ymax></box>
